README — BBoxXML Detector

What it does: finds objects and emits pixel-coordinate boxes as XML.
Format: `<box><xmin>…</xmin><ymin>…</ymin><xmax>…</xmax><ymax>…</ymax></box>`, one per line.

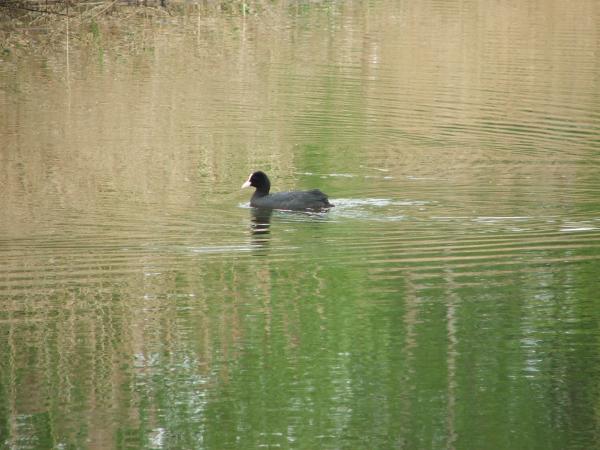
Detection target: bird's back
<box><xmin>251</xmin><ymin>189</ymin><xmax>333</xmax><ymax>210</ymax></box>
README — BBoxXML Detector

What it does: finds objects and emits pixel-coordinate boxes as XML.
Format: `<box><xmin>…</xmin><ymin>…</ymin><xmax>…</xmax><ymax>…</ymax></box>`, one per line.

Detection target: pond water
<box><xmin>1</xmin><ymin>1</ymin><xmax>600</xmax><ymax>448</ymax></box>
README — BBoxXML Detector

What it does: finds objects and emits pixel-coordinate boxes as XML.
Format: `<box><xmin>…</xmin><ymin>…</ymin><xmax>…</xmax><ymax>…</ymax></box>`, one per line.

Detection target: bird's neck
<box><xmin>252</xmin><ymin>189</ymin><xmax>269</xmax><ymax>199</ymax></box>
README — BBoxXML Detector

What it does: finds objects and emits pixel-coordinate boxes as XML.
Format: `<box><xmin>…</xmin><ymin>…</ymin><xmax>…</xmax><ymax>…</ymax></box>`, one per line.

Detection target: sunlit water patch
<box><xmin>329</xmin><ymin>198</ymin><xmax>432</xmax><ymax>221</ymax></box>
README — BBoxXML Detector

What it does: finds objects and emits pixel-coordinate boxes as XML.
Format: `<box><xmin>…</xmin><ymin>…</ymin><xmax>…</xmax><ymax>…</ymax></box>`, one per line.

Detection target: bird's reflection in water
<box><xmin>249</xmin><ymin>208</ymin><xmax>272</xmax><ymax>253</ymax></box>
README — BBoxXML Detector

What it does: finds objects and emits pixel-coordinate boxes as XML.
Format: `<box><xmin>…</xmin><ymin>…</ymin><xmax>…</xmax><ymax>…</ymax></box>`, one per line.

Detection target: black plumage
<box><xmin>242</xmin><ymin>171</ymin><xmax>334</xmax><ymax>211</ymax></box>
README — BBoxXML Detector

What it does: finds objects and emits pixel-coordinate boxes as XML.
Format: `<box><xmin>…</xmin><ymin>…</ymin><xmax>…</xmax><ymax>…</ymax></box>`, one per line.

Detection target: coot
<box><xmin>242</xmin><ymin>171</ymin><xmax>334</xmax><ymax>211</ymax></box>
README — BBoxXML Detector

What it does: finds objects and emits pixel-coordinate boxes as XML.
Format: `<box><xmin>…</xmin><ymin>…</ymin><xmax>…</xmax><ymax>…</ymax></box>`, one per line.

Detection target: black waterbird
<box><xmin>242</xmin><ymin>171</ymin><xmax>334</xmax><ymax>211</ymax></box>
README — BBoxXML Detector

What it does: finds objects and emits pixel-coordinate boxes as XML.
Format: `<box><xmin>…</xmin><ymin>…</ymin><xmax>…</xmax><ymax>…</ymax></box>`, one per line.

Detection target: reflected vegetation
<box><xmin>1</xmin><ymin>0</ymin><xmax>600</xmax><ymax>448</ymax></box>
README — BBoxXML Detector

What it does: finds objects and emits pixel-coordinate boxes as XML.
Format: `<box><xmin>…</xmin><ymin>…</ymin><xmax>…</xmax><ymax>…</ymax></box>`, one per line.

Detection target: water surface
<box><xmin>1</xmin><ymin>1</ymin><xmax>600</xmax><ymax>448</ymax></box>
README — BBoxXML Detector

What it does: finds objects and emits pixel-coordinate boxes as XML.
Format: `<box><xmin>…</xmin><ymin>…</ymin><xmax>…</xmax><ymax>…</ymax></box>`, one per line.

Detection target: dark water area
<box><xmin>1</xmin><ymin>0</ymin><xmax>600</xmax><ymax>448</ymax></box>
